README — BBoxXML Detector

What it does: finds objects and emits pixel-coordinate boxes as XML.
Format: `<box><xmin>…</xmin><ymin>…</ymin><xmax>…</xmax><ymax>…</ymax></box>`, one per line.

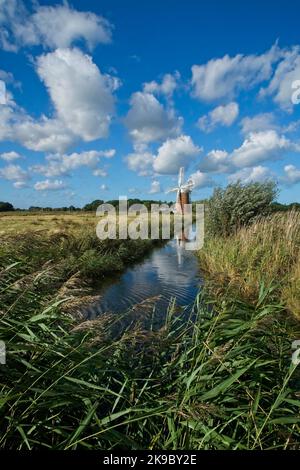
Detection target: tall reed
<box><xmin>0</xmin><ymin>258</ymin><xmax>299</xmax><ymax>449</ymax></box>
<box><xmin>199</xmin><ymin>211</ymin><xmax>300</xmax><ymax>318</ymax></box>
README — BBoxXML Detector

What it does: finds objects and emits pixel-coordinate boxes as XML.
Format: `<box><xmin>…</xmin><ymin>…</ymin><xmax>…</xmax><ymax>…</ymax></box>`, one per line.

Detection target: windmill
<box><xmin>167</xmin><ymin>167</ymin><xmax>194</xmax><ymax>214</ymax></box>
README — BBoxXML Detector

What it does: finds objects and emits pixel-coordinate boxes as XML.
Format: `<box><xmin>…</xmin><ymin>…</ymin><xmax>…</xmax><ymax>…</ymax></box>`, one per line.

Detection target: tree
<box><xmin>83</xmin><ymin>200</ymin><xmax>104</xmax><ymax>212</ymax></box>
<box><xmin>0</xmin><ymin>202</ymin><xmax>14</xmax><ymax>212</ymax></box>
<box><xmin>207</xmin><ymin>181</ymin><xmax>277</xmax><ymax>236</ymax></box>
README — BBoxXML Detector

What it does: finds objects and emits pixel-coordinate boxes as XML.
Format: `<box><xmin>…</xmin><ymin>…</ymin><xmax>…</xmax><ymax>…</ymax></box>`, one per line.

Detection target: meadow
<box><xmin>0</xmin><ymin>207</ymin><xmax>299</xmax><ymax>449</ymax></box>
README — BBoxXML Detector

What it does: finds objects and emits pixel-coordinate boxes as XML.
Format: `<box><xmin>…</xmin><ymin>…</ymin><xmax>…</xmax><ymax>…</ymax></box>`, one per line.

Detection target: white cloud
<box><xmin>149</xmin><ymin>180</ymin><xmax>161</xmax><ymax>194</ymax></box>
<box><xmin>126</xmin><ymin>135</ymin><xmax>201</xmax><ymax>176</ymax></box>
<box><xmin>0</xmin><ymin>164</ymin><xmax>29</xmax><ymax>181</ymax></box>
<box><xmin>32</xmin><ymin>149</ymin><xmax>115</xmax><ymax>177</ymax></box>
<box><xmin>259</xmin><ymin>46</ymin><xmax>300</xmax><ymax>111</ymax></box>
<box><xmin>199</xmin><ymin>149</ymin><xmax>230</xmax><ymax>173</ymax></box>
<box><xmin>200</xmin><ymin>130</ymin><xmax>298</xmax><ymax>174</ymax></box>
<box><xmin>231</xmin><ymin>130</ymin><xmax>295</xmax><ymax>168</ymax></box>
<box><xmin>189</xmin><ymin>170</ymin><xmax>214</xmax><ymax>189</ymax></box>
<box><xmin>191</xmin><ymin>43</ymin><xmax>280</xmax><ymax>101</ymax></box>
<box><xmin>100</xmin><ymin>149</ymin><xmax>116</xmax><ymax>158</ymax></box>
<box><xmin>0</xmin><ymin>151</ymin><xmax>22</xmax><ymax>161</ymax></box>
<box><xmin>228</xmin><ymin>166</ymin><xmax>274</xmax><ymax>184</ymax></box>
<box><xmin>34</xmin><ymin>179</ymin><xmax>67</xmax><ymax>191</ymax></box>
<box><xmin>124</xmin><ymin>92</ymin><xmax>182</xmax><ymax>143</ymax></box>
<box><xmin>0</xmin><ymin>1</ymin><xmax>112</xmax><ymax>52</ymax></box>
<box><xmin>100</xmin><ymin>183</ymin><xmax>109</xmax><ymax>191</ymax></box>
<box><xmin>283</xmin><ymin>120</ymin><xmax>300</xmax><ymax>134</ymax></box>
<box><xmin>93</xmin><ymin>169</ymin><xmax>108</xmax><ymax>177</ymax></box>
<box><xmin>0</xmin><ymin>69</ymin><xmax>20</xmax><ymax>88</ymax></box>
<box><xmin>12</xmin><ymin>117</ymin><xmax>77</xmax><ymax>153</ymax></box>
<box><xmin>36</xmin><ymin>48</ymin><xmax>118</xmax><ymax>142</ymax></box>
<box><xmin>126</xmin><ymin>146</ymin><xmax>154</xmax><ymax>176</ymax></box>
<box><xmin>13</xmin><ymin>181</ymin><xmax>28</xmax><ymax>189</ymax></box>
<box><xmin>198</xmin><ymin>102</ymin><xmax>239</xmax><ymax>132</ymax></box>
<box><xmin>153</xmin><ymin>135</ymin><xmax>202</xmax><ymax>174</ymax></box>
<box><xmin>240</xmin><ymin>113</ymin><xmax>277</xmax><ymax>135</ymax></box>
<box><xmin>0</xmin><ymin>50</ymin><xmax>119</xmax><ymax>153</ymax></box>
<box><xmin>282</xmin><ymin>164</ymin><xmax>300</xmax><ymax>185</ymax></box>
<box><xmin>143</xmin><ymin>72</ymin><xmax>180</xmax><ymax>97</ymax></box>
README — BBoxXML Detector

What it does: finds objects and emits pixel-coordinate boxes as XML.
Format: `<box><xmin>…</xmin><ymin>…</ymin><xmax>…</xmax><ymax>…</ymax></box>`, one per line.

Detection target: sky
<box><xmin>0</xmin><ymin>0</ymin><xmax>300</xmax><ymax>208</ymax></box>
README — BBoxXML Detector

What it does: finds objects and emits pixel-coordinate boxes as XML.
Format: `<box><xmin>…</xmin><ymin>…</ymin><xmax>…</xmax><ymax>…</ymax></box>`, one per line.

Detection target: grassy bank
<box><xmin>0</xmin><ymin>213</ymin><xmax>164</xmax><ymax>324</ymax></box>
<box><xmin>0</xmin><ymin>215</ymin><xmax>162</xmax><ymax>281</ymax></box>
<box><xmin>199</xmin><ymin>211</ymin><xmax>300</xmax><ymax>319</ymax></box>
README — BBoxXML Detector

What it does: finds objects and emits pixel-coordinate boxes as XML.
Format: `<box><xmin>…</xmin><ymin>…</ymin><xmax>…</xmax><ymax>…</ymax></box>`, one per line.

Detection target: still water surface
<box><xmin>86</xmin><ymin>237</ymin><xmax>202</xmax><ymax>319</ymax></box>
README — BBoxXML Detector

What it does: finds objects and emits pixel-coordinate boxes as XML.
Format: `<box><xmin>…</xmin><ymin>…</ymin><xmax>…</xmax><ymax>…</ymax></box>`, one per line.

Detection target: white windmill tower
<box><xmin>167</xmin><ymin>167</ymin><xmax>194</xmax><ymax>214</ymax></box>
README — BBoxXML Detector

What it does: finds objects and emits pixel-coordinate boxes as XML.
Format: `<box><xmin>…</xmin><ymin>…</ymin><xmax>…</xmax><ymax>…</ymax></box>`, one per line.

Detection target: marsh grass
<box><xmin>199</xmin><ymin>211</ymin><xmax>300</xmax><ymax>318</ymax></box>
<box><xmin>0</xmin><ymin>211</ymin><xmax>299</xmax><ymax>449</ymax></box>
<box><xmin>0</xmin><ymin>260</ymin><xmax>299</xmax><ymax>449</ymax></box>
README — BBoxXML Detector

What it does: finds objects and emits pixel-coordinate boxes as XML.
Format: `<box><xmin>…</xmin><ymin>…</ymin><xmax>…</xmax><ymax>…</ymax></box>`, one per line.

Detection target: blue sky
<box><xmin>0</xmin><ymin>0</ymin><xmax>300</xmax><ymax>208</ymax></box>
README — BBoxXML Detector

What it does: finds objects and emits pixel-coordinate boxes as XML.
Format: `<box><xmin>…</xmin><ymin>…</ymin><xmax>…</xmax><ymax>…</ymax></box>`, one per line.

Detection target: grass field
<box><xmin>0</xmin><ymin>211</ymin><xmax>103</xmax><ymax>236</ymax></box>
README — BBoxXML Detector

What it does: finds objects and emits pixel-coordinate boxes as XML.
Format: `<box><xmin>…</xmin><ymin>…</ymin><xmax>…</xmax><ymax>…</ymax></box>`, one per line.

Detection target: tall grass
<box><xmin>0</xmin><ymin>213</ymin><xmax>299</xmax><ymax>449</ymax></box>
<box><xmin>0</xmin><ymin>227</ymin><xmax>161</xmax><ymax>285</ymax></box>
<box><xmin>199</xmin><ymin>211</ymin><xmax>300</xmax><ymax>319</ymax></box>
<box><xmin>0</xmin><ymin>255</ymin><xmax>300</xmax><ymax>449</ymax></box>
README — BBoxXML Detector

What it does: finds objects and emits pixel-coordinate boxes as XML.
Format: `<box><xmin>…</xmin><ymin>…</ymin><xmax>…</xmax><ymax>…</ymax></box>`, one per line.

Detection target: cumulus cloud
<box><xmin>240</xmin><ymin>113</ymin><xmax>278</xmax><ymax>135</ymax></box>
<box><xmin>143</xmin><ymin>72</ymin><xmax>180</xmax><ymax>97</ymax></box>
<box><xmin>34</xmin><ymin>179</ymin><xmax>67</xmax><ymax>191</ymax></box>
<box><xmin>153</xmin><ymin>135</ymin><xmax>202</xmax><ymax>174</ymax></box>
<box><xmin>198</xmin><ymin>102</ymin><xmax>239</xmax><ymax>132</ymax></box>
<box><xmin>282</xmin><ymin>164</ymin><xmax>300</xmax><ymax>185</ymax></box>
<box><xmin>124</xmin><ymin>92</ymin><xmax>182</xmax><ymax>144</ymax></box>
<box><xmin>191</xmin><ymin>43</ymin><xmax>280</xmax><ymax>101</ymax></box>
<box><xmin>0</xmin><ymin>113</ymin><xmax>75</xmax><ymax>154</ymax></box>
<box><xmin>13</xmin><ymin>181</ymin><xmax>29</xmax><ymax>189</ymax></box>
<box><xmin>149</xmin><ymin>180</ymin><xmax>161</xmax><ymax>194</ymax></box>
<box><xmin>126</xmin><ymin>145</ymin><xmax>154</xmax><ymax>176</ymax></box>
<box><xmin>200</xmin><ymin>131</ymin><xmax>299</xmax><ymax>174</ymax></box>
<box><xmin>126</xmin><ymin>135</ymin><xmax>201</xmax><ymax>176</ymax></box>
<box><xmin>0</xmin><ymin>69</ymin><xmax>20</xmax><ymax>89</ymax></box>
<box><xmin>36</xmin><ymin>48</ymin><xmax>118</xmax><ymax>142</ymax></box>
<box><xmin>231</xmin><ymin>130</ymin><xmax>295</xmax><ymax>168</ymax></box>
<box><xmin>0</xmin><ymin>151</ymin><xmax>22</xmax><ymax>161</ymax></box>
<box><xmin>32</xmin><ymin>149</ymin><xmax>115</xmax><ymax>177</ymax></box>
<box><xmin>189</xmin><ymin>170</ymin><xmax>214</xmax><ymax>189</ymax></box>
<box><xmin>93</xmin><ymin>168</ymin><xmax>108</xmax><ymax>177</ymax></box>
<box><xmin>11</xmin><ymin>117</ymin><xmax>77</xmax><ymax>153</ymax></box>
<box><xmin>0</xmin><ymin>49</ymin><xmax>119</xmax><ymax>153</ymax></box>
<box><xmin>259</xmin><ymin>46</ymin><xmax>300</xmax><ymax>111</ymax></box>
<box><xmin>199</xmin><ymin>149</ymin><xmax>230</xmax><ymax>173</ymax></box>
<box><xmin>0</xmin><ymin>163</ymin><xmax>29</xmax><ymax>181</ymax></box>
<box><xmin>228</xmin><ymin>166</ymin><xmax>274</xmax><ymax>184</ymax></box>
<box><xmin>0</xmin><ymin>1</ymin><xmax>112</xmax><ymax>52</ymax></box>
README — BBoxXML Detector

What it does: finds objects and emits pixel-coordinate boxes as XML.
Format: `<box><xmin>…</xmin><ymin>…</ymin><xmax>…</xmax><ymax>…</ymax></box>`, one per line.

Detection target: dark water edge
<box><xmin>84</xmin><ymin>236</ymin><xmax>203</xmax><ymax>322</ymax></box>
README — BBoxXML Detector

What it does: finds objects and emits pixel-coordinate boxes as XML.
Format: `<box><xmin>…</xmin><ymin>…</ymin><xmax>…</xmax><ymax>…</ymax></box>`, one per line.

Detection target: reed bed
<box><xmin>199</xmin><ymin>211</ymin><xmax>300</xmax><ymax>318</ymax></box>
<box><xmin>0</xmin><ymin>256</ymin><xmax>299</xmax><ymax>449</ymax></box>
<box><xmin>0</xmin><ymin>212</ymin><xmax>299</xmax><ymax>449</ymax></box>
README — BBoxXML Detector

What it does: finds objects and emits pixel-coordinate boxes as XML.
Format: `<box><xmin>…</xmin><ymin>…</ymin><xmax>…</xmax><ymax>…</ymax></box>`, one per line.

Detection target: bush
<box><xmin>206</xmin><ymin>181</ymin><xmax>277</xmax><ymax>236</ymax></box>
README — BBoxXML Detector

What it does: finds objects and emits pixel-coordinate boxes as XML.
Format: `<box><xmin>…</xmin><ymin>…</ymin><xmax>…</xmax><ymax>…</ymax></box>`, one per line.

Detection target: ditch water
<box><xmin>86</xmin><ymin>231</ymin><xmax>203</xmax><ymax>319</ymax></box>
